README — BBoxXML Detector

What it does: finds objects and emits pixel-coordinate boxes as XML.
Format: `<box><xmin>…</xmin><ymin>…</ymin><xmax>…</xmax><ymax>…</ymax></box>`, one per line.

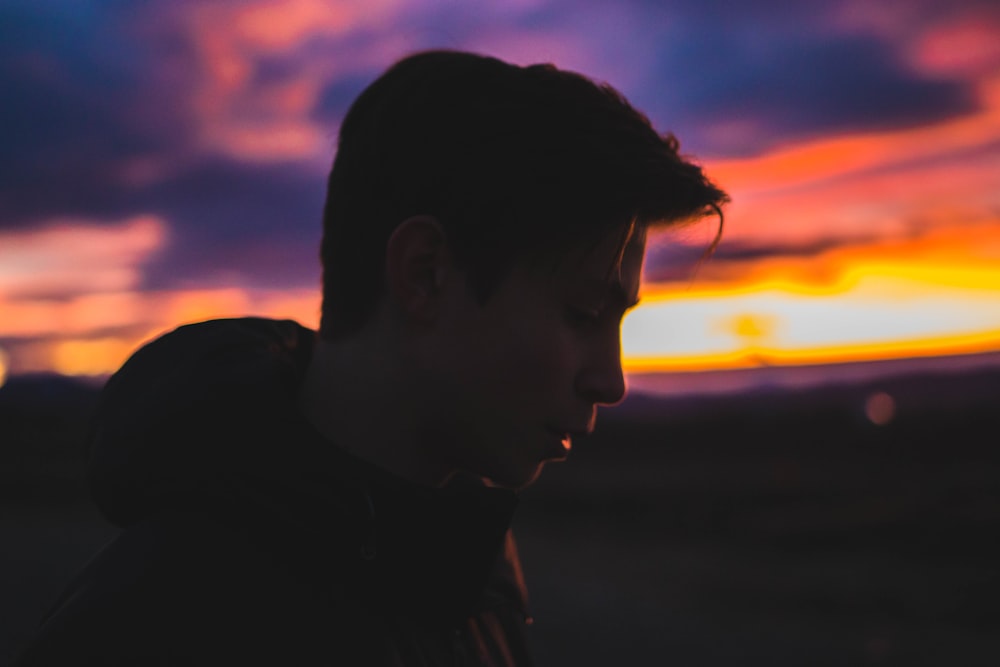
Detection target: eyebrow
<box><xmin>580</xmin><ymin>278</ymin><xmax>641</xmax><ymax>311</ymax></box>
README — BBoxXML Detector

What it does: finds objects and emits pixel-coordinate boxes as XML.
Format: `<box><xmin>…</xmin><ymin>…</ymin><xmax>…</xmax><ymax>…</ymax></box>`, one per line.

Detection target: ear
<box><xmin>384</xmin><ymin>215</ymin><xmax>452</xmax><ymax>324</ymax></box>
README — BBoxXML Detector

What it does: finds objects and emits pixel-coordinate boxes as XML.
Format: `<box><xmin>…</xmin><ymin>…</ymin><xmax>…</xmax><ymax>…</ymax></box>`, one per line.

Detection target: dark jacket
<box><xmin>14</xmin><ymin>318</ymin><xmax>535</xmax><ymax>666</ymax></box>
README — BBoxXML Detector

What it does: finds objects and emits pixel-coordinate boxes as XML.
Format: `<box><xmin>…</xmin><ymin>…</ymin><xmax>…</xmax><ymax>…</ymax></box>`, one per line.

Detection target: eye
<box><xmin>566</xmin><ymin>307</ymin><xmax>602</xmax><ymax>329</ymax></box>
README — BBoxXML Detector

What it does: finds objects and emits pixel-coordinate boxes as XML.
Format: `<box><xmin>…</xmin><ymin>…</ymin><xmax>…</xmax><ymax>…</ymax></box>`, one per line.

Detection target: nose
<box><xmin>574</xmin><ymin>332</ymin><xmax>627</xmax><ymax>407</ymax></box>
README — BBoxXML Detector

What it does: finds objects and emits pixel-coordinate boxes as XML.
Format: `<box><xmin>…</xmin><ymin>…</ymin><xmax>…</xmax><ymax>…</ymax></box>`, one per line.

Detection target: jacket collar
<box><xmin>280</xmin><ymin>416</ymin><xmax>522</xmax><ymax>622</ymax></box>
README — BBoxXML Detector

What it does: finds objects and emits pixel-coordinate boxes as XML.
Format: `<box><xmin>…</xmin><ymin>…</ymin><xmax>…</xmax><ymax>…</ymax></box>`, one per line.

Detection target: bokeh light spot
<box><xmin>864</xmin><ymin>391</ymin><xmax>896</xmax><ymax>426</ymax></box>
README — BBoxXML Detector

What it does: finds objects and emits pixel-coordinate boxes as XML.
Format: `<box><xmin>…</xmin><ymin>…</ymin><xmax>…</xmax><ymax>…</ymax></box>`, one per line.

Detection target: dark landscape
<box><xmin>2</xmin><ymin>364</ymin><xmax>999</xmax><ymax>666</ymax></box>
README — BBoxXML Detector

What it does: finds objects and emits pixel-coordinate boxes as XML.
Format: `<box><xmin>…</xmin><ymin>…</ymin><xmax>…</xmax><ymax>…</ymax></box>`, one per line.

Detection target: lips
<box><xmin>545</xmin><ymin>426</ymin><xmax>583</xmax><ymax>457</ymax></box>
<box><xmin>548</xmin><ymin>429</ymin><xmax>571</xmax><ymax>448</ymax></box>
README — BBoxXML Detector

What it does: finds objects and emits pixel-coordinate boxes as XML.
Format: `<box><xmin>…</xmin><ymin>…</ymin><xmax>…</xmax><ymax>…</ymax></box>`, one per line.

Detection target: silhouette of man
<box><xmin>14</xmin><ymin>50</ymin><xmax>727</xmax><ymax>666</ymax></box>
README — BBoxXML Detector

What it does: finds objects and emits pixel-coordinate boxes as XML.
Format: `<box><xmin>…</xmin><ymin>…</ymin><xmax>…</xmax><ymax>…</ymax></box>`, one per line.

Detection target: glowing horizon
<box><xmin>623</xmin><ymin>223</ymin><xmax>1000</xmax><ymax>372</ymax></box>
<box><xmin>3</xmin><ymin>244</ymin><xmax>1000</xmax><ymax>383</ymax></box>
<box><xmin>623</xmin><ymin>278</ymin><xmax>1000</xmax><ymax>373</ymax></box>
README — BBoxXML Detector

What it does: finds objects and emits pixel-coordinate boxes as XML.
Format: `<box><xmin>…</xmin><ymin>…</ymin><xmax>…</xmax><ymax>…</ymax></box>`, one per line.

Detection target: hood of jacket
<box><xmin>85</xmin><ymin>317</ymin><xmax>526</xmax><ymax>621</ymax></box>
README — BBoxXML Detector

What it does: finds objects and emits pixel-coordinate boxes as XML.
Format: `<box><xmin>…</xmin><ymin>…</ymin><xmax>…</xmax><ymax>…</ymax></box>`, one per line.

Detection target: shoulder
<box><xmin>12</xmin><ymin>509</ymin><xmax>356</xmax><ymax>666</ymax></box>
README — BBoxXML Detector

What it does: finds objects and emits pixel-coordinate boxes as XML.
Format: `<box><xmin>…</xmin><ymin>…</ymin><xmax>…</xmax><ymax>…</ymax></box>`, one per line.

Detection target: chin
<box><xmin>483</xmin><ymin>461</ymin><xmax>545</xmax><ymax>491</ymax></box>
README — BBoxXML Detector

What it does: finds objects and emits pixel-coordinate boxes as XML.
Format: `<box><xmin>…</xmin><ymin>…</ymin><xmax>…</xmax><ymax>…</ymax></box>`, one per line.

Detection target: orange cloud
<box><xmin>690</xmin><ymin>219</ymin><xmax>1000</xmax><ymax>287</ymax></box>
<box><xmin>700</xmin><ymin>55</ymin><xmax>1000</xmax><ymax>248</ymax></box>
<box><xmin>178</xmin><ymin>0</ymin><xmax>406</xmax><ymax>164</ymax></box>
<box><xmin>0</xmin><ymin>216</ymin><xmax>167</xmax><ymax>298</ymax></box>
<box><xmin>51</xmin><ymin>337</ymin><xmax>143</xmax><ymax>377</ymax></box>
<box><xmin>229</xmin><ymin>0</ymin><xmax>368</xmax><ymax>50</ymax></box>
<box><xmin>0</xmin><ymin>292</ymin><xmax>146</xmax><ymax>340</ymax></box>
<box><xmin>0</xmin><ymin>216</ymin><xmax>169</xmax><ymax>357</ymax></box>
<box><xmin>725</xmin><ymin>113</ymin><xmax>1000</xmax><ymax>197</ymax></box>
<box><xmin>1</xmin><ymin>286</ymin><xmax>320</xmax><ymax>377</ymax></box>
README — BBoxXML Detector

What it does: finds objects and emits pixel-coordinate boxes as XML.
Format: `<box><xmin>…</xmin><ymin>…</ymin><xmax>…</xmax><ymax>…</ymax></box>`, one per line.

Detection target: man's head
<box><xmin>315</xmin><ymin>50</ymin><xmax>727</xmax><ymax>488</ymax></box>
<box><xmin>320</xmin><ymin>50</ymin><xmax>726</xmax><ymax>337</ymax></box>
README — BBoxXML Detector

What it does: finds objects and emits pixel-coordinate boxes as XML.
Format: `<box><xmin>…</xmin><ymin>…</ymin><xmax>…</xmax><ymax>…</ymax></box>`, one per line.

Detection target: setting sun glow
<box><xmin>623</xmin><ymin>258</ymin><xmax>1000</xmax><ymax>372</ymax></box>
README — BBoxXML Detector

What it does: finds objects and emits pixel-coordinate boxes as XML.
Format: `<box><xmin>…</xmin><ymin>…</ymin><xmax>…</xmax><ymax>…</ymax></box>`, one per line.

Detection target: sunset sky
<box><xmin>1</xmin><ymin>0</ymin><xmax>999</xmax><ymax>390</ymax></box>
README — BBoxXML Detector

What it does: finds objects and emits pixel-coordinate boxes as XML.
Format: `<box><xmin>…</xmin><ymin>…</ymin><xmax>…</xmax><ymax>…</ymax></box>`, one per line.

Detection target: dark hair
<box><xmin>319</xmin><ymin>50</ymin><xmax>728</xmax><ymax>338</ymax></box>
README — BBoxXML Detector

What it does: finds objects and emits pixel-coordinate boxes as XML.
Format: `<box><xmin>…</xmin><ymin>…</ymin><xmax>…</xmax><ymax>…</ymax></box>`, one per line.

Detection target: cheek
<box><xmin>493</xmin><ymin>316</ymin><xmax>579</xmax><ymax>393</ymax></box>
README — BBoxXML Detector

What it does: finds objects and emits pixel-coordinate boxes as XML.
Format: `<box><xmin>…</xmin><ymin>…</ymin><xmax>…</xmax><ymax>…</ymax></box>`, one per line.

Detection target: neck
<box><xmin>297</xmin><ymin>336</ymin><xmax>455</xmax><ymax>488</ymax></box>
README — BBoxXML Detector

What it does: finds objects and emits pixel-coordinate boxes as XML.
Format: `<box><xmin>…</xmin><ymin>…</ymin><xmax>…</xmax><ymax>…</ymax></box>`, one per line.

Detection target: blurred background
<box><xmin>2</xmin><ymin>0</ymin><xmax>999</xmax><ymax>664</ymax></box>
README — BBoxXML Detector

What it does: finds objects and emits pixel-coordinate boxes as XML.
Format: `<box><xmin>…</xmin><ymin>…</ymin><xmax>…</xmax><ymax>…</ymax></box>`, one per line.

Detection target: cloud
<box><xmin>906</xmin><ymin>9</ymin><xmax>1000</xmax><ymax>79</ymax></box>
<box><xmin>634</xmin><ymin>19</ymin><xmax>978</xmax><ymax>156</ymax></box>
<box><xmin>726</xmin><ymin>148</ymin><xmax>1000</xmax><ymax>255</ymax></box>
<box><xmin>2</xmin><ymin>0</ymin><xmax>997</xmax><ymax>355</ymax></box>
<box><xmin>0</xmin><ymin>285</ymin><xmax>320</xmax><ymax>376</ymax></box>
<box><xmin>656</xmin><ymin>219</ymin><xmax>1000</xmax><ymax>296</ymax></box>
<box><xmin>173</xmin><ymin>0</ymin><xmax>415</xmax><ymax>163</ymax></box>
<box><xmin>130</xmin><ymin>157</ymin><xmax>326</xmax><ymax>290</ymax></box>
<box><xmin>1</xmin><ymin>0</ymin><xmax>989</xmax><ymax>229</ymax></box>
<box><xmin>0</xmin><ymin>214</ymin><xmax>170</xmax><ymax>364</ymax></box>
<box><xmin>0</xmin><ymin>215</ymin><xmax>167</xmax><ymax>299</ymax></box>
<box><xmin>0</xmin><ymin>0</ymin><xmax>347</xmax><ymax>228</ymax></box>
<box><xmin>0</xmin><ymin>0</ymin><xmax>375</xmax><ymax>292</ymax></box>
<box><xmin>0</xmin><ymin>0</ymin><xmax>332</xmax><ymax>291</ymax></box>
<box><xmin>0</xmin><ymin>0</ymin><xmax>996</xmax><ymax>382</ymax></box>
<box><xmin>354</xmin><ymin>0</ymin><xmax>985</xmax><ymax>157</ymax></box>
<box><xmin>835</xmin><ymin>0</ymin><xmax>1000</xmax><ymax>39</ymax></box>
<box><xmin>0</xmin><ymin>1</ymin><xmax>198</xmax><ymax>229</ymax></box>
